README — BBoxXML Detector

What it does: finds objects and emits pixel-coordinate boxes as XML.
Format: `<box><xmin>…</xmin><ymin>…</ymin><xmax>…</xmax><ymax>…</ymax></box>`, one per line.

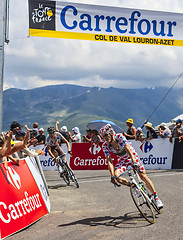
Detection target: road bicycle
<box><xmin>114</xmin><ymin>166</ymin><xmax>161</xmax><ymax>224</ymax></box>
<box><xmin>56</xmin><ymin>153</ymin><xmax>79</xmax><ymax>188</ymax></box>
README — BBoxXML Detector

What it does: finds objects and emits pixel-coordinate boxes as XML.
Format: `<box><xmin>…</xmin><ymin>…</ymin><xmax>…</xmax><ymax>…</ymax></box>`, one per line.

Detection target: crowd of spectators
<box><xmin>123</xmin><ymin>118</ymin><xmax>183</xmax><ymax>143</ymax></box>
<box><xmin>0</xmin><ymin>121</ymin><xmax>46</xmax><ymax>169</ymax></box>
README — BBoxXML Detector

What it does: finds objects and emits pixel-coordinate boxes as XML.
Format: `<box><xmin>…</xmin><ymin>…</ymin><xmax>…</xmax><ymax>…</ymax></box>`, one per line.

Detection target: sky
<box><xmin>3</xmin><ymin>0</ymin><xmax>183</xmax><ymax>90</ymax></box>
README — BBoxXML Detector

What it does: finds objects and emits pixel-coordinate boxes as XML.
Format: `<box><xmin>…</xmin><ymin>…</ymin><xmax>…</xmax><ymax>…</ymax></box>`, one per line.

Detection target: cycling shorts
<box><xmin>50</xmin><ymin>145</ymin><xmax>64</xmax><ymax>156</ymax></box>
<box><xmin>114</xmin><ymin>157</ymin><xmax>145</xmax><ymax>174</ymax></box>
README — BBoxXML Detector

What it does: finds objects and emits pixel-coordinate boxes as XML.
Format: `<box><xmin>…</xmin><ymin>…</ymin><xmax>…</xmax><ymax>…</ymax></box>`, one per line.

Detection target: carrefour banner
<box><xmin>29</xmin><ymin>0</ymin><xmax>183</xmax><ymax>47</ymax></box>
<box><xmin>0</xmin><ymin>159</ymin><xmax>48</xmax><ymax>239</ymax></box>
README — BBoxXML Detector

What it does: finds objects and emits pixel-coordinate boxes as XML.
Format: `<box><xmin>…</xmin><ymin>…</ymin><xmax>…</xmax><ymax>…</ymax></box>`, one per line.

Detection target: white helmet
<box><xmin>99</xmin><ymin>124</ymin><xmax>115</xmax><ymax>138</ymax></box>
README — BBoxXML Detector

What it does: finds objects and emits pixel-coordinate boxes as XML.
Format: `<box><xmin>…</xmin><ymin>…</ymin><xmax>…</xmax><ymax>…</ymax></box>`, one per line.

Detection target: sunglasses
<box><xmin>48</xmin><ymin>131</ymin><xmax>55</xmax><ymax>134</ymax></box>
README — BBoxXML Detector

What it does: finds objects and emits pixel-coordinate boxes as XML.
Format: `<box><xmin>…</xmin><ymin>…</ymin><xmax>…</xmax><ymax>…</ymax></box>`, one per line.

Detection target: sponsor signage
<box><xmin>131</xmin><ymin>138</ymin><xmax>174</xmax><ymax>169</ymax></box>
<box><xmin>70</xmin><ymin>142</ymin><xmax>117</xmax><ymax>170</ymax></box>
<box><xmin>32</xmin><ymin>139</ymin><xmax>174</xmax><ymax>171</ymax></box>
<box><xmin>69</xmin><ymin>139</ymin><xmax>174</xmax><ymax>170</ymax></box>
<box><xmin>0</xmin><ymin>160</ymin><xmax>48</xmax><ymax>239</ymax></box>
<box><xmin>25</xmin><ymin>157</ymin><xmax>51</xmax><ymax>212</ymax></box>
<box><xmin>29</xmin><ymin>0</ymin><xmax>183</xmax><ymax>47</ymax></box>
<box><xmin>33</xmin><ymin>144</ymin><xmax>69</xmax><ymax>171</ymax></box>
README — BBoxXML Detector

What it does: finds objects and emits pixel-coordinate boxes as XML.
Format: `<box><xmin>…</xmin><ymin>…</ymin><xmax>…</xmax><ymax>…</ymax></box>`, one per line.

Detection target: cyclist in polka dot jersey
<box><xmin>99</xmin><ymin>124</ymin><xmax>163</xmax><ymax>209</ymax></box>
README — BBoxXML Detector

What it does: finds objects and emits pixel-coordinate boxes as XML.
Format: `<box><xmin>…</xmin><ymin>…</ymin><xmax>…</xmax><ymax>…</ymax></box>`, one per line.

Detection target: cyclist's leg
<box><xmin>139</xmin><ymin>171</ymin><xmax>156</xmax><ymax>194</ymax></box>
<box><xmin>138</xmin><ymin>169</ymin><xmax>163</xmax><ymax>208</ymax></box>
<box><xmin>135</xmin><ymin>159</ymin><xmax>156</xmax><ymax>194</ymax></box>
<box><xmin>114</xmin><ymin>163</ymin><xmax>131</xmax><ymax>186</ymax></box>
<box><xmin>56</xmin><ymin>144</ymin><xmax>72</xmax><ymax>167</ymax></box>
<box><xmin>50</xmin><ymin>147</ymin><xmax>59</xmax><ymax>163</ymax></box>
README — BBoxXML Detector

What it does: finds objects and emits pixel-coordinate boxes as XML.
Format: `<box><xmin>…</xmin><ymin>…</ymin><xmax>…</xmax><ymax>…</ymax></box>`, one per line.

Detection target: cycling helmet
<box><xmin>47</xmin><ymin>126</ymin><xmax>55</xmax><ymax>133</ymax></box>
<box><xmin>99</xmin><ymin>124</ymin><xmax>115</xmax><ymax>138</ymax></box>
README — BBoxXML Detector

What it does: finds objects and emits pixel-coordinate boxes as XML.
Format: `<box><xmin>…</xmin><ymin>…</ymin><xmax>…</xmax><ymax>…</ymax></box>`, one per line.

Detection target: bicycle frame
<box><xmin>127</xmin><ymin>166</ymin><xmax>153</xmax><ymax>204</ymax></box>
<box><xmin>57</xmin><ymin>153</ymin><xmax>79</xmax><ymax>188</ymax></box>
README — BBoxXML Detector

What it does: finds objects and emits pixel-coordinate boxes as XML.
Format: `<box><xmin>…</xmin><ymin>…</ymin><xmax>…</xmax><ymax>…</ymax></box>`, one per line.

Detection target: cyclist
<box><xmin>46</xmin><ymin>126</ymin><xmax>72</xmax><ymax>174</ymax></box>
<box><xmin>99</xmin><ymin>124</ymin><xmax>163</xmax><ymax>209</ymax></box>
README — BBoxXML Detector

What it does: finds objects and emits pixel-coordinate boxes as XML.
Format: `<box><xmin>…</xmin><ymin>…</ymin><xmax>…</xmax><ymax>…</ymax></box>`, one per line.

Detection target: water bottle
<box><xmin>139</xmin><ymin>182</ymin><xmax>146</xmax><ymax>192</ymax></box>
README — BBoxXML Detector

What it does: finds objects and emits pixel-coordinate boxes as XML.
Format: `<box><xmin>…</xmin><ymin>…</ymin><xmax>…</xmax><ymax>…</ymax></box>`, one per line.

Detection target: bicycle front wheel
<box><xmin>68</xmin><ymin>168</ymin><xmax>79</xmax><ymax>188</ymax></box>
<box><xmin>130</xmin><ymin>183</ymin><xmax>155</xmax><ymax>224</ymax></box>
<box><xmin>65</xmin><ymin>164</ymin><xmax>79</xmax><ymax>188</ymax></box>
<box><xmin>60</xmin><ymin>163</ymin><xmax>70</xmax><ymax>185</ymax></box>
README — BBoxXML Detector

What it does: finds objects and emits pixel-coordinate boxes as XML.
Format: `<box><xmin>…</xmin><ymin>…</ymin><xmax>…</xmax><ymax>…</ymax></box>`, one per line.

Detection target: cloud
<box><xmin>4</xmin><ymin>0</ymin><xmax>183</xmax><ymax>90</ymax></box>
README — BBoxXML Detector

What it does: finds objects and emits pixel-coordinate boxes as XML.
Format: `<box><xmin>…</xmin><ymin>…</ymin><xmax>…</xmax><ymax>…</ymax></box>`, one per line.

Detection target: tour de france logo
<box><xmin>29</xmin><ymin>0</ymin><xmax>56</xmax><ymax>30</ymax></box>
<box><xmin>6</xmin><ymin>166</ymin><xmax>21</xmax><ymax>190</ymax></box>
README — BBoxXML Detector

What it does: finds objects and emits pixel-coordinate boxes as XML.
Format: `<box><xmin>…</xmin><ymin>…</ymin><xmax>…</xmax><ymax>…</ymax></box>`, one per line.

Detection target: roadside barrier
<box><xmin>0</xmin><ymin>157</ymin><xmax>50</xmax><ymax>239</ymax></box>
<box><xmin>33</xmin><ymin>137</ymin><xmax>183</xmax><ymax>170</ymax></box>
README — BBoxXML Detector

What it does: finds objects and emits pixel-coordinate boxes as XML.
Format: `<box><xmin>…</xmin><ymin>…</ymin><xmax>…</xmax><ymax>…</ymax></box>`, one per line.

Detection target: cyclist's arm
<box><xmin>106</xmin><ymin>155</ymin><xmax>115</xmax><ymax>176</ymax></box>
<box><xmin>61</xmin><ymin>137</ymin><xmax>71</xmax><ymax>152</ymax></box>
<box><xmin>124</xmin><ymin>144</ymin><xmax>136</xmax><ymax>164</ymax></box>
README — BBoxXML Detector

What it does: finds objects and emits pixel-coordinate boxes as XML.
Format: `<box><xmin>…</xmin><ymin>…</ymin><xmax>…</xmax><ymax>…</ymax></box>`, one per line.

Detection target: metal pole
<box><xmin>0</xmin><ymin>0</ymin><xmax>7</xmax><ymax>132</ymax></box>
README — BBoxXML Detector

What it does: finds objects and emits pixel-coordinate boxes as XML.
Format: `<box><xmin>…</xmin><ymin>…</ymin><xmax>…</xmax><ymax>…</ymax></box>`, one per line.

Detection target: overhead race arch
<box><xmin>29</xmin><ymin>0</ymin><xmax>183</xmax><ymax>47</ymax></box>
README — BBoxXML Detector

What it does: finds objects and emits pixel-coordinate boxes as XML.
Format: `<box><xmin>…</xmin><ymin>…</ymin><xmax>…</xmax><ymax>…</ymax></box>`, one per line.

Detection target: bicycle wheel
<box><xmin>59</xmin><ymin>162</ymin><xmax>70</xmax><ymax>185</ymax></box>
<box><xmin>68</xmin><ymin>168</ymin><xmax>79</xmax><ymax>188</ymax></box>
<box><xmin>64</xmin><ymin>163</ymin><xmax>79</xmax><ymax>188</ymax></box>
<box><xmin>130</xmin><ymin>183</ymin><xmax>155</xmax><ymax>224</ymax></box>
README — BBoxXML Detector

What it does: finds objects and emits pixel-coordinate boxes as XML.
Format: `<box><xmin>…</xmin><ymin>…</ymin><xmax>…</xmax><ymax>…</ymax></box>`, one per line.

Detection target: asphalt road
<box><xmin>8</xmin><ymin>169</ymin><xmax>183</xmax><ymax>240</ymax></box>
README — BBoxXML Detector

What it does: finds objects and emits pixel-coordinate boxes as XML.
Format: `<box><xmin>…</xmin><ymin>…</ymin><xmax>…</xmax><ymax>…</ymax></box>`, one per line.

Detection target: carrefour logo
<box><xmin>140</xmin><ymin>141</ymin><xmax>153</xmax><ymax>153</ymax></box>
<box><xmin>89</xmin><ymin>145</ymin><xmax>101</xmax><ymax>155</ymax></box>
<box><xmin>6</xmin><ymin>167</ymin><xmax>21</xmax><ymax>190</ymax></box>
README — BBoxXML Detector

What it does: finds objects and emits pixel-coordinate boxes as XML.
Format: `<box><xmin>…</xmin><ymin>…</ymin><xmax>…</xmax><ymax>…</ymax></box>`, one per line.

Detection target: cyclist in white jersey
<box><xmin>99</xmin><ymin>124</ymin><xmax>163</xmax><ymax>209</ymax></box>
<box><xmin>46</xmin><ymin>126</ymin><xmax>72</xmax><ymax>165</ymax></box>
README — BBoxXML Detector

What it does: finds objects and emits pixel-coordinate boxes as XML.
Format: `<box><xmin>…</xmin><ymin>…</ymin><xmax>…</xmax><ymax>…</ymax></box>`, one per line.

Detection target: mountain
<box><xmin>3</xmin><ymin>84</ymin><xmax>183</xmax><ymax>134</ymax></box>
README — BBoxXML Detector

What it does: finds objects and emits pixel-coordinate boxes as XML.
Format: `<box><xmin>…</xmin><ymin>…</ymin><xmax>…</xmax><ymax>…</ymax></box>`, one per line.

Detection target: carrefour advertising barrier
<box><xmin>29</xmin><ymin>0</ymin><xmax>183</xmax><ymax>47</ymax></box>
<box><xmin>36</xmin><ymin>138</ymin><xmax>174</xmax><ymax>170</ymax></box>
<box><xmin>0</xmin><ymin>158</ymin><xmax>50</xmax><ymax>239</ymax></box>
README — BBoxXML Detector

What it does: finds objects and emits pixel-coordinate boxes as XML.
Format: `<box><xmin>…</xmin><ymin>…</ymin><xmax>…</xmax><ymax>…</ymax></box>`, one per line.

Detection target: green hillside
<box><xmin>3</xmin><ymin>84</ymin><xmax>183</xmax><ymax>134</ymax></box>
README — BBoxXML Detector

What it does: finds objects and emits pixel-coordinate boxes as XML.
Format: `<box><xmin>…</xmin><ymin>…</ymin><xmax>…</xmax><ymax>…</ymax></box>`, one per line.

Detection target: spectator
<box><xmin>28</xmin><ymin>130</ymin><xmax>38</xmax><ymax>146</ymax></box>
<box><xmin>56</xmin><ymin>121</ymin><xmax>72</xmax><ymax>143</ymax></box>
<box><xmin>34</xmin><ymin>128</ymin><xmax>46</xmax><ymax>146</ymax></box>
<box><xmin>83</xmin><ymin>129</ymin><xmax>92</xmax><ymax>142</ymax></box>
<box><xmin>135</xmin><ymin>127</ymin><xmax>144</xmax><ymax>142</ymax></box>
<box><xmin>0</xmin><ymin>134</ymin><xmax>8</xmax><ymax>169</ymax></box>
<box><xmin>25</xmin><ymin>122</ymin><xmax>39</xmax><ymax>137</ymax></box>
<box><xmin>13</xmin><ymin>130</ymin><xmax>45</xmax><ymax>159</ymax></box>
<box><xmin>70</xmin><ymin>127</ymin><xmax>81</xmax><ymax>143</ymax></box>
<box><xmin>10</xmin><ymin>121</ymin><xmax>24</xmax><ymax>141</ymax></box>
<box><xmin>144</xmin><ymin>122</ymin><xmax>158</xmax><ymax>140</ymax></box>
<box><xmin>91</xmin><ymin>130</ymin><xmax>102</xmax><ymax>145</ymax></box>
<box><xmin>0</xmin><ymin>131</ymin><xmax>29</xmax><ymax>158</ymax></box>
<box><xmin>123</xmin><ymin>118</ymin><xmax>136</xmax><ymax>139</ymax></box>
<box><xmin>158</xmin><ymin>123</ymin><xmax>171</xmax><ymax>138</ymax></box>
<box><xmin>169</xmin><ymin>119</ymin><xmax>183</xmax><ymax>143</ymax></box>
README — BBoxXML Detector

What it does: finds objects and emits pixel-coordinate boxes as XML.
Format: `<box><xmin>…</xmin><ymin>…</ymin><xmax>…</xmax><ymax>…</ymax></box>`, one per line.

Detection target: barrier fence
<box><xmin>35</xmin><ymin>137</ymin><xmax>183</xmax><ymax>171</ymax></box>
<box><xmin>0</xmin><ymin>157</ymin><xmax>50</xmax><ymax>239</ymax></box>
